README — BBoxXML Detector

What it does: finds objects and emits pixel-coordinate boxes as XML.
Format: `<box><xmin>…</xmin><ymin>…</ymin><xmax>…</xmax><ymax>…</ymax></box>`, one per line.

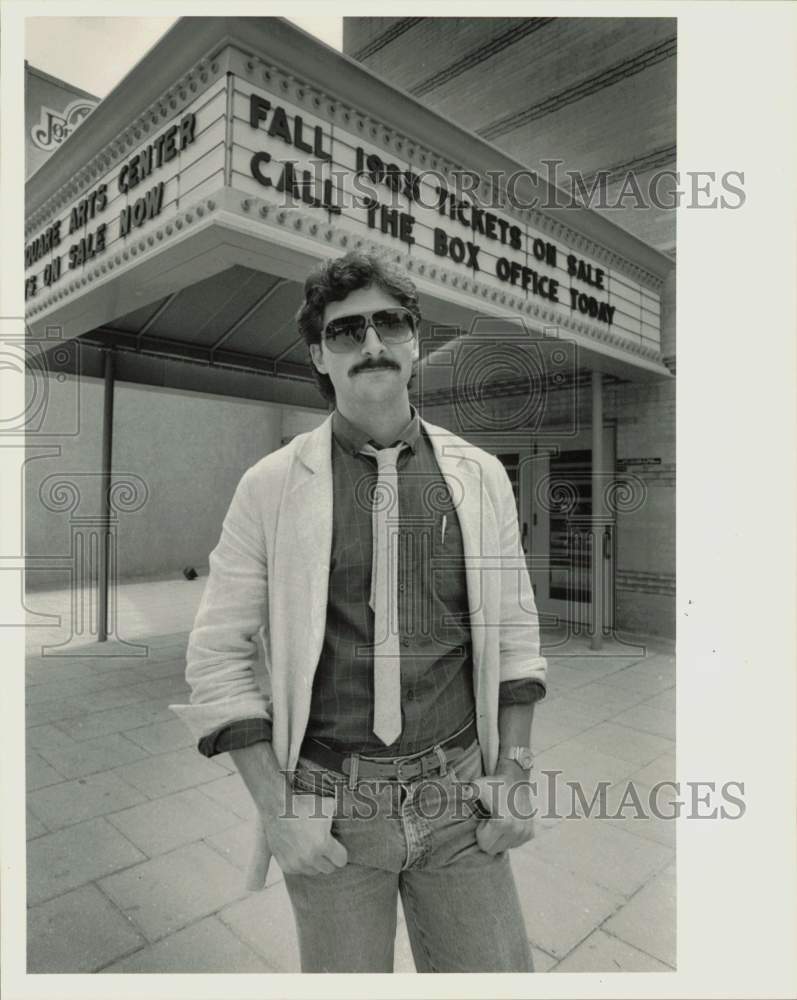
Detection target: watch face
<box><xmin>515</xmin><ymin>748</ymin><xmax>534</xmax><ymax>769</ymax></box>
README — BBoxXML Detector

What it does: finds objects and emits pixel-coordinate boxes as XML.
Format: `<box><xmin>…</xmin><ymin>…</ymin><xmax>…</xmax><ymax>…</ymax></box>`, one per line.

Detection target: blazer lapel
<box><xmin>273</xmin><ymin>415</ymin><xmax>334</xmax><ymax>723</ymax></box>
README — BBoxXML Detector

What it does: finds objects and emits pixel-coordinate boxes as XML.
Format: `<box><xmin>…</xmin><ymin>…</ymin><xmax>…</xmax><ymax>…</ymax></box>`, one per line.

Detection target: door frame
<box><xmin>489</xmin><ymin>426</ymin><xmax>616</xmax><ymax>629</ymax></box>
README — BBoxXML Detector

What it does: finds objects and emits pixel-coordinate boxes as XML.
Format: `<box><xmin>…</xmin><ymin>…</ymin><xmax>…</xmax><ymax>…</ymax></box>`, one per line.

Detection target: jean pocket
<box><xmin>446</xmin><ymin>740</ymin><xmax>484</xmax><ymax>782</ymax></box>
<box><xmin>443</xmin><ymin>742</ymin><xmax>489</xmax><ymax>819</ymax></box>
<box><xmin>291</xmin><ymin>759</ymin><xmax>343</xmax><ymax>799</ymax></box>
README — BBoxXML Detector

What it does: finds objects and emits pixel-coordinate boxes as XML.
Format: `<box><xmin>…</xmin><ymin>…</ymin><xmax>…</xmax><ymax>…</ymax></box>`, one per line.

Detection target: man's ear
<box><xmin>411</xmin><ymin>336</ymin><xmax>420</xmax><ymax>363</ymax></box>
<box><xmin>309</xmin><ymin>342</ymin><xmax>327</xmax><ymax>374</ymax></box>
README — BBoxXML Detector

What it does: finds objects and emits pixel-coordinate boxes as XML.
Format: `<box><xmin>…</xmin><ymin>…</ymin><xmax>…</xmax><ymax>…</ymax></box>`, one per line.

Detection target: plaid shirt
<box><xmin>199</xmin><ymin>406</ymin><xmax>544</xmax><ymax>758</ymax></box>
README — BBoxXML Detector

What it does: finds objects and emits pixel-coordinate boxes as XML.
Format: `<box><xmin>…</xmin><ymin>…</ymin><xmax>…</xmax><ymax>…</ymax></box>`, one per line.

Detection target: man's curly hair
<box><xmin>296</xmin><ymin>250</ymin><xmax>422</xmax><ymax>403</ymax></box>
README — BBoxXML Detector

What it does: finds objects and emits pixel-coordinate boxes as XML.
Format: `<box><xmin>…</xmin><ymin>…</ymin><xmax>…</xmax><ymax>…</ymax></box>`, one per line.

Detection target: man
<box><xmin>171</xmin><ymin>251</ymin><xmax>547</xmax><ymax>973</ymax></box>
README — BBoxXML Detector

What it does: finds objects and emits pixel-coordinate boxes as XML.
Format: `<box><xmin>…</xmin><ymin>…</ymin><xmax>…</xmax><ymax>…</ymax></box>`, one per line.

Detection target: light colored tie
<box><xmin>359</xmin><ymin>441</ymin><xmax>406</xmax><ymax>745</ymax></box>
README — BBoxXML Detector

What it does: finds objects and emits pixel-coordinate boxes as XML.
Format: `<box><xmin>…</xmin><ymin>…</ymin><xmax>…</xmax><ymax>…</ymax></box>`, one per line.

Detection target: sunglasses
<box><xmin>322</xmin><ymin>308</ymin><xmax>417</xmax><ymax>353</ymax></box>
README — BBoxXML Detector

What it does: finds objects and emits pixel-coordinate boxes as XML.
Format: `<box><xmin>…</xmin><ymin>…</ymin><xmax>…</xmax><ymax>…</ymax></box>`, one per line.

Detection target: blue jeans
<box><xmin>283</xmin><ymin>739</ymin><xmax>533</xmax><ymax>973</ymax></box>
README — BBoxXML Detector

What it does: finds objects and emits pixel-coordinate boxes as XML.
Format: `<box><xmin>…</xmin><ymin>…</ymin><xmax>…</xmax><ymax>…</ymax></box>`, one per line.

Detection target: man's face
<box><xmin>310</xmin><ymin>286</ymin><xmax>419</xmax><ymax>411</ymax></box>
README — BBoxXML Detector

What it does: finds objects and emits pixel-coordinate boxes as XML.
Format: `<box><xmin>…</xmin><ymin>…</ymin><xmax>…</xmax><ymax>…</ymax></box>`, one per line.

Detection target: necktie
<box><xmin>359</xmin><ymin>441</ymin><xmax>406</xmax><ymax>745</ymax></box>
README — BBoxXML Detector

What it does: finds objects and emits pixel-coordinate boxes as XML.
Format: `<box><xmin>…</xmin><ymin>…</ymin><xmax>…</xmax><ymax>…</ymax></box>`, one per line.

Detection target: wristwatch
<box><xmin>500</xmin><ymin>746</ymin><xmax>534</xmax><ymax>770</ymax></box>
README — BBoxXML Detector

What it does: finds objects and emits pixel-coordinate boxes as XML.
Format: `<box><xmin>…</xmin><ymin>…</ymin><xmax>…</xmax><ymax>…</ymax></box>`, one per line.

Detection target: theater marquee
<box><xmin>24</xmin><ymin>47</ymin><xmax>662</xmax><ymax>365</ymax></box>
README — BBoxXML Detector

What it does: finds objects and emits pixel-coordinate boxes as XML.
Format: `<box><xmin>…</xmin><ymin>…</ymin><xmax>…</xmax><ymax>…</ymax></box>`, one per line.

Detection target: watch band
<box><xmin>500</xmin><ymin>745</ymin><xmax>534</xmax><ymax>770</ymax></box>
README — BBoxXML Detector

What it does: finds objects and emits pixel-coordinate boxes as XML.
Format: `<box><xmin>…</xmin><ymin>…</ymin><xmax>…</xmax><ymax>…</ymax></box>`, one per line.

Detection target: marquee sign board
<box><xmin>25</xmin><ymin>58</ymin><xmax>662</xmax><ymax>366</ymax></box>
<box><xmin>229</xmin><ymin>80</ymin><xmax>660</xmax><ymax>353</ymax></box>
<box><xmin>24</xmin><ymin>77</ymin><xmax>228</xmax><ymax>304</ymax></box>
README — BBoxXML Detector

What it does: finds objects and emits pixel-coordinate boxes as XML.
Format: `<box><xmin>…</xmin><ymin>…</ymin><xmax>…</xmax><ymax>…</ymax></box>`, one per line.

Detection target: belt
<box><xmin>299</xmin><ymin>717</ymin><xmax>478</xmax><ymax>783</ymax></box>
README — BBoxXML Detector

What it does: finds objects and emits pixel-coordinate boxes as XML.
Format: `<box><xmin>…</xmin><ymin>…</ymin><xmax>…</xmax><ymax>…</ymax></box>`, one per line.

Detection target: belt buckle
<box><xmin>395</xmin><ymin>750</ymin><xmax>441</xmax><ymax>782</ymax></box>
<box><xmin>394</xmin><ymin>756</ymin><xmax>417</xmax><ymax>783</ymax></box>
<box><xmin>419</xmin><ymin>752</ymin><xmax>440</xmax><ymax>778</ymax></box>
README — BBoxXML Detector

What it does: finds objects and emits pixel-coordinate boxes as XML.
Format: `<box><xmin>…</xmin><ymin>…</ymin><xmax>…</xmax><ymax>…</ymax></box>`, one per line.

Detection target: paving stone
<box><xmin>509</xmin><ymin>850</ymin><xmax>624</xmax><ymax>959</ymax></box>
<box><xmin>542</xmin><ymin>636</ymin><xmax>647</xmax><ymax>660</ymax></box>
<box><xmin>642</xmin><ymin>689</ymin><xmax>677</xmax><ymax>713</ymax></box>
<box><xmin>204</xmin><ymin>821</ymin><xmax>284</xmax><ymax>887</ymax></box>
<box><xmin>130</xmin><ymin>676</ymin><xmax>191</xmax><ymax>700</ymax></box>
<box><xmin>391</xmin><ymin>888</ymin><xmax>553</xmax><ymax>974</ymax></box>
<box><xmin>35</xmin><ymin>652</ymin><xmax>145</xmax><ymax>669</ymax></box>
<box><xmin>87</xmin><ymin>655</ymin><xmax>153</xmax><ymax>676</ymax></box>
<box><xmin>107</xmin><ymin>787</ymin><xmax>239</xmax><ymax>856</ymax></box>
<box><xmin>526</xmin><ymin>816</ymin><xmax>673</xmax><ymax>897</ymax></box>
<box><xmin>563</xmin><ymin>681</ymin><xmax>651</xmax><ymax>714</ymax></box>
<box><xmin>629</xmin><ymin>753</ymin><xmax>676</xmax><ymax>787</ymax></box>
<box><xmin>535</xmin><ymin>738</ymin><xmax>638</xmax><ymax>797</ymax></box>
<box><xmin>633</xmin><ymin>652</ymin><xmax>676</xmax><ymax>672</ymax></box>
<box><xmin>55</xmin><ymin>699</ymin><xmax>175</xmax><ymax>741</ymax></box>
<box><xmin>147</xmin><ymin>643</ymin><xmax>189</xmax><ymax>661</ymax></box>
<box><xmin>25</xmin><ymin>677</ymin><xmax>105</xmax><ymax>705</ymax></box>
<box><xmin>99</xmin><ymin>841</ymin><xmax>247</xmax><ymax>942</ymax></box>
<box><xmin>28</xmin><ymin>770</ymin><xmax>147</xmax><ymax>830</ymax></box>
<box><xmin>33</xmin><ymin>671</ymin><xmax>137</xmax><ymax>698</ymax></box>
<box><xmin>27</xmin><ymin>809</ymin><xmax>48</xmax><ymax>839</ymax></box>
<box><xmin>102</xmin><ymin>915</ymin><xmax>271</xmax><ymax>972</ymax></box>
<box><xmin>219</xmin><ymin>880</ymin><xmax>300</xmax><ymax>972</ymax></box>
<box><xmin>393</xmin><ymin>917</ymin><xmax>415</xmax><ymax>972</ymax></box>
<box><xmin>27</xmin><ymin>654</ymin><xmax>98</xmax><ymax>670</ymax></box>
<box><xmin>37</xmin><ymin>732</ymin><xmax>150</xmax><ymax>779</ymax></box>
<box><xmin>27</xmin><ymin>883</ymin><xmax>145</xmax><ymax>973</ymax></box>
<box><xmin>541</xmin><ymin>664</ymin><xmax>596</xmax><ymax>693</ymax></box>
<box><xmin>553</xmin><ymin>928</ymin><xmax>673</xmax><ymax>972</ymax></box>
<box><xmin>612</xmin><ymin>704</ymin><xmax>675</xmax><ymax>740</ymax></box>
<box><xmin>26</xmin><ymin>664</ymin><xmax>99</xmax><ymax>688</ymax></box>
<box><xmin>209</xmin><ymin>751</ymin><xmax>236</xmax><ymax>774</ymax></box>
<box><xmin>546</xmin><ymin>696</ymin><xmax>621</xmax><ymax>728</ymax></box>
<box><xmin>197</xmin><ymin>774</ymin><xmax>256</xmax><ymax>819</ymax></box>
<box><xmin>545</xmin><ymin>655</ymin><xmax>632</xmax><ymax>679</ymax></box>
<box><xmin>603</xmin><ymin>867</ymin><xmax>676</xmax><ymax>967</ymax></box>
<box><xmin>595</xmin><ymin>781</ymin><xmax>677</xmax><ymax>849</ymax></box>
<box><xmin>532</xmin><ymin>716</ymin><xmax>594</xmax><ymax>752</ymax></box>
<box><xmin>80</xmin><ymin>684</ymin><xmax>154</xmax><ymax>711</ymax></box>
<box><xmin>144</xmin><ymin>632</ymin><xmax>191</xmax><ymax>648</ymax></box>
<box><xmin>26</xmin><ymin>724</ymin><xmax>79</xmax><ymax>750</ymax></box>
<box><xmin>532</xmin><ymin>946</ymin><xmax>558</xmax><ymax>972</ymax></box>
<box><xmin>27</xmin><ymin>816</ymin><xmax>145</xmax><ymax>905</ymax></box>
<box><xmin>25</xmin><ymin>697</ymin><xmax>86</xmax><ymax>727</ymax></box>
<box><xmin>112</xmin><ymin>748</ymin><xmax>229</xmax><ymax>799</ymax></box>
<box><xmin>137</xmin><ymin>658</ymin><xmax>188</xmax><ymax>681</ymax></box>
<box><xmin>600</xmin><ymin>668</ymin><xmax>675</xmax><ymax>696</ymax></box>
<box><xmin>570</xmin><ymin>722</ymin><xmax>674</xmax><ymax>766</ymax></box>
<box><xmin>26</xmin><ymin>750</ymin><xmax>65</xmax><ymax>790</ymax></box>
<box><xmin>123</xmin><ymin>719</ymin><xmax>194</xmax><ymax>754</ymax></box>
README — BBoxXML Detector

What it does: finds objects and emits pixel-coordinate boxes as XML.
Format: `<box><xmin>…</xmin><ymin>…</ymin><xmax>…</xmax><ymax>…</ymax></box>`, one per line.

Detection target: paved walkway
<box><xmin>25</xmin><ymin>578</ymin><xmax>676</xmax><ymax>974</ymax></box>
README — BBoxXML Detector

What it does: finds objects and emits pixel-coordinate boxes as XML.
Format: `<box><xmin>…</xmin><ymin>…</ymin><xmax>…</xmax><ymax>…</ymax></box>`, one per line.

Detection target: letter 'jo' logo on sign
<box><xmin>31</xmin><ymin>98</ymin><xmax>98</xmax><ymax>152</ymax></box>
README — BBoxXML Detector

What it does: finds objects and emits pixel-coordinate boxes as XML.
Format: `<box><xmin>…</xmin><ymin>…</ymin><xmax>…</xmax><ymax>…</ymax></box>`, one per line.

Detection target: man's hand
<box><xmin>470</xmin><ymin>769</ymin><xmax>536</xmax><ymax>854</ymax></box>
<box><xmin>228</xmin><ymin>742</ymin><xmax>347</xmax><ymax>877</ymax></box>
<box><xmin>262</xmin><ymin>792</ymin><xmax>348</xmax><ymax>876</ymax></box>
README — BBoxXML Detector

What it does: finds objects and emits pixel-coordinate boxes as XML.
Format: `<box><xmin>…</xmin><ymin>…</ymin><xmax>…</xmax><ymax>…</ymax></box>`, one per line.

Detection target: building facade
<box><xmin>23</xmin><ymin>17</ymin><xmax>674</xmax><ymax>642</ymax></box>
<box><xmin>343</xmin><ymin>17</ymin><xmax>677</xmax><ymax>636</ymax></box>
<box><xmin>26</xmin><ymin>62</ymin><xmax>100</xmax><ymax>179</ymax></box>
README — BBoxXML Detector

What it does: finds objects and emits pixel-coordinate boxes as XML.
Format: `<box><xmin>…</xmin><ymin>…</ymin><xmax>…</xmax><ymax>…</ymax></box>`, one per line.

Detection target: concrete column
<box><xmin>591</xmin><ymin>371</ymin><xmax>604</xmax><ymax>650</ymax></box>
<box><xmin>98</xmin><ymin>350</ymin><xmax>115</xmax><ymax>642</ymax></box>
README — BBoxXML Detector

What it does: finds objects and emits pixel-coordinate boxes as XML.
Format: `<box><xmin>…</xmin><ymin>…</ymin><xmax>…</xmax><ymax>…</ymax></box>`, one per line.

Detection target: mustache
<box><xmin>350</xmin><ymin>361</ymin><xmax>400</xmax><ymax>375</ymax></box>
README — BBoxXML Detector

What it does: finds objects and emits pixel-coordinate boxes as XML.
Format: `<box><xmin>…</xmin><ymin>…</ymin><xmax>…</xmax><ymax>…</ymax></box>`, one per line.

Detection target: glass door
<box><xmin>496</xmin><ymin>430</ymin><xmax>615</xmax><ymax>629</ymax></box>
<box><xmin>531</xmin><ymin>429</ymin><xmax>615</xmax><ymax>628</ymax></box>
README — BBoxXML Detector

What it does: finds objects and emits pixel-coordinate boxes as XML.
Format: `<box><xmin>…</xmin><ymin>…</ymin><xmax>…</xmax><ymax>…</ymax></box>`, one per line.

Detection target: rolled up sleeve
<box><xmin>494</xmin><ymin>458</ymin><xmax>548</xmax><ymax>692</ymax></box>
<box><xmin>170</xmin><ymin>467</ymin><xmax>273</xmax><ymax>742</ymax></box>
<box><xmin>197</xmin><ymin>717</ymin><xmax>273</xmax><ymax>757</ymax></box>
<box><xmin>499</xmin><ymin>678</ymin><xmax>546</xmax><ymax>706</ymax></box>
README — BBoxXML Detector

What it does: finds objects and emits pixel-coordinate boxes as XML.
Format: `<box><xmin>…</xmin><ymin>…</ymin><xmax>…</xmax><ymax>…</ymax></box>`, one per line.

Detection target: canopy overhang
<box><xmin>25</xmin><ymin>16</ymin><xmax>674</xmax><ymax>396</ymax></box>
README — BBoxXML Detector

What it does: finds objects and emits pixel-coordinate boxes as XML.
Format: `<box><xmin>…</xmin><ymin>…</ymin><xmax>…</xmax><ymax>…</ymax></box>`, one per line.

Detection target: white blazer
<box><xmin>171</xmin><ymin>413</ymin><xmax>547</xmax><ymax>888</ymax></box>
